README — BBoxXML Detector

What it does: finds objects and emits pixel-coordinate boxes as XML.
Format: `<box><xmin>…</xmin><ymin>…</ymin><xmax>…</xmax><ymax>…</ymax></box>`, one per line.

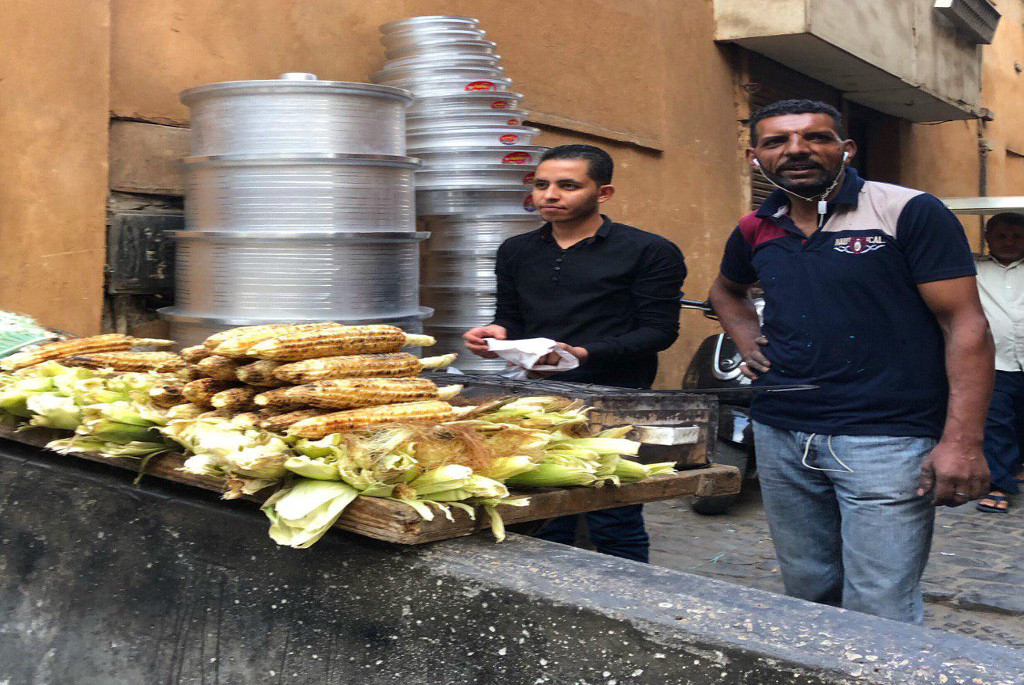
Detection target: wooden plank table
<box><xmin>0</xmin><ymin>426</ymin><xmax>741</xmax><ymax>545</ymax></box>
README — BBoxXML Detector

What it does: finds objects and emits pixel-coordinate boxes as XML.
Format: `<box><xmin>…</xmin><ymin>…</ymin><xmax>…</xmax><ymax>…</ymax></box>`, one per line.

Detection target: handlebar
<box><xmin>679</xmin><ymin>295</ymin><xmax>719</xmax><ymax>320</ymax></box>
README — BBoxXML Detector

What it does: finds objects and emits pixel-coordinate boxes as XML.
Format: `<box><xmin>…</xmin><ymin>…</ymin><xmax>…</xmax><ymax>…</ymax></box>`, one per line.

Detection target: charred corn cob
<box><xmin>252</xmin><ymin>387</ymin><xmax>307</xmax><ymax>410</ymax></box>
<box><xmin>180</xmin><ymin>345</ymin><xmax>213</xmax><ymax>363</ymax></box>
<box><xmin>245</xmin><ymin>325</ymin><xmax>435</xmax><ymax>362</ymax></box>
<box><xmin>0</xmin><ymin>334</ymin><xmax>174</xmax><ymax>371</ymax></box>
<box><xmin>273</xmin><ymin>352</ymin><xmax>457</xmax><ymax>384</ymax></box>
<box><xmin>236</xmin><ymin>359</ymin><xmax>287</xmax><ymax>387</ymax></box>
<box><xmin>64</xmin><ymin>351</ymin><xmax>186</xmax><ymax>373</ymax></box>
<box><xmin>288</xmin><ymin>400</ymin><xmax>456</xmax><ymax>438</ymax></box>
<box><xmin>196</xmin><ymin>355</ymin><xmax>247</xmax><ymax>381</ymax></box>
<box><xmin>149</xmin><ymin>382</ymin><xmax>187</xmax><ymax>408</ymax></box>
<box><xmin>203</xmin><ymin>323</ymin><xmax>298</xmax><ymax>351</ymax></box>
<box><xmin>182</xmin><ymin>378</ymin><xmax>238</xmax><ymax>408</ymax></box>
<box><xmin>259</xmin><ymin>408</ymin><xmax>332</xmax><ymax>433</ymax></box>
<box><xmin>210</xmin><ymin>386</ymin><xmax>260</xmax><ymax>412</ymax></box>
<box><xmin>177</xmin><ymin>365</ymin><xmax>204</xmax><ymax>382</ymax></box>
<box><xmin>166</xmin><ymin>403</ymin><xmax>207</xmax><ymax>421</ymax></box>
<box><xmin>282</xmin><ymin>377</ymin><xmax>443</xmax><ymax>410</ymax></box>
<box><xmin>212</xmin><ymin>323</ymin><xmax>339</xmax><ymax>358</ymax></box>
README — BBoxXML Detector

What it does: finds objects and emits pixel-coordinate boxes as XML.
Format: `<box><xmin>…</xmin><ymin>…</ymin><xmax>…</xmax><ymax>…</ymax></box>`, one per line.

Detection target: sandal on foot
<box><xmin>977</xmin><ymin>492</ymin><xmax>1011</xmax><ymax>513</ymax></box>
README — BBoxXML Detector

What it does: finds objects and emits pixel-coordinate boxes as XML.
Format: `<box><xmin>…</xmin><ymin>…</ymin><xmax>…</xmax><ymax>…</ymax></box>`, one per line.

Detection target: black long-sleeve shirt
<box><xmin>491</xmin><ymin>216</ymin><xmax>687</xmax><ymax>388</ymax></box>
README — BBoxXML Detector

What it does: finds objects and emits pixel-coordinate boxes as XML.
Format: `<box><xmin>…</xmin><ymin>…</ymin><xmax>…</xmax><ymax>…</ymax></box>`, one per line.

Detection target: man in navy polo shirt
<box><xmin>710</xmin><ymin>99</ymin><xmax>993</xmax><ymax>624</ymax></box>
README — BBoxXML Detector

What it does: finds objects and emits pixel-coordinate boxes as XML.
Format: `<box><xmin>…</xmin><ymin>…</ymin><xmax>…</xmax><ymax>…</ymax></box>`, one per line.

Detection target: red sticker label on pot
<box><xmin>522</xmin><ymin>172</ymin><xmax>535</xmax><ymax>184</ymax></box>
<box><xmin>465</xmin><ymin>80</ymin><xmax>497</xmax><ymax>91</ymax></box>
<box><xmin>490</xmin><ymin>100</ymin><xmax>510</xmax><ymax>109</ymax></box>
<box><xmin>499</xmin><ymin>134</ymin><xmax>520</xmax><ymax>145</ymax></box>
<box><xmin>523</xmin><ymin>196</ymin><xmax>537</xmax><ymax>212</ymax></box>
<box><xmin>507</xmin><ymin>117</ymin><xmax>521</xmax><ymax>125</ymax></box>
<box><xmin>502</xmin><ymin>151</ymin><xmax>532</xmax><ymax>164</ymax></box>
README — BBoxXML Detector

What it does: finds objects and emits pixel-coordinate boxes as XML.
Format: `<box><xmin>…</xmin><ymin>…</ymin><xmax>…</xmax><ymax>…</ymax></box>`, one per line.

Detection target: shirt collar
<box><xmin>756</xmin><ymin>167</ymin><xmax>865</xmax><ymax>218</ymax></box>
<box><xmin>977</xmin><ymin>254</ymin><xmax>1024</xmax><ymax>269</ymax></box>
<box><xmin>540</xmin><ymin>214</ymin><xmax>613</xmax><ymax>243</ymax></box>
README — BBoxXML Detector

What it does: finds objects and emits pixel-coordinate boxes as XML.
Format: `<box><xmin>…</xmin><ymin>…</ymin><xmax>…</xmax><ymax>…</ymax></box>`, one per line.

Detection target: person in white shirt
<box><xmin>975</xmin><ymin>213</ymin><xmax>1024</xmax><ymax>513</ymax></box>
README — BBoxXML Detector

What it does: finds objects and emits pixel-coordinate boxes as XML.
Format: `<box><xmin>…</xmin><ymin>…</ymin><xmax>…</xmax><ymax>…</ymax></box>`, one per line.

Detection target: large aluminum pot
<box><xmin>421</xmin><ymin>214</ymin><xmax>543</xmax><ymax>251</ymax></box>
<box><xmin>408</xmin><ymin>110</ymin><xmax>528</xmax><ymax>129</ymax></box>
<box><xmin>183</xmin><ymin>154</ymin><xmax>419</xmax><ymax>232</ymax></box>
<box><xmin>420</xmin><ymin>286</ymin><xmax>498</xmax><ymax>328</ymax></box>
<box><xmin>170</xmin><ymin>230</ymin><xmax>428</xmax><ymax>320</ymax></box>
<box><xmin>161</xmin><ymin>309</ymin><xmax>432</xmax><ymax>350</ymax></box>
<box><xmin>381</xmin><ymin>28</ymin><xmax>486</xmax><ymax>52</ymax></box>
<box><xmin>380</xmin><ymin>16</ymin><xmax>479</xmax><ymax>34</ymax></box>
<box><xmin>383</xmin><ymin>74</ymin><xmax>513</xmax><ymax>98</ymax></box>
<box><xmin>416</xmin><ymin>187</ymin><xmax>535</xmax><ymax>216</ymax></box>
<box><xmin>420</xmin><ymin>247</ymin><xmax>508</xmax><ymax>289</ymax></box>
<box><xmin>422</xmin><ymin>323</ymin><xmax>507</xmax><ymax>372</ymax></box>
<box><xmin>413</xmin><ymin>145</ymin><xmax>547</xmax><ymax>169</ymax></box>
<box><xmin>381</xmin><ymin>53</ymin><xmax>502</xmax><ymax>74</ymax></box>
<box><xmin>385</xmin><ymin>39</ymin><xmax>497</xmax><ymax>61</ymax></box>
<box><xmin>406</xmin><ymin>92</ymin><xmax>523</xmax><ymax>118</ymax></box>
<box><xmin>416</xmin><ymin>166</ymin><xmax>535</xmax><ymax>189</ymax></box>
<box><xmin>374</xmin><ymin>64</ymin><xmax>505</xmax><ymax>83</ymax></box>
<box><xmin>407</xmin><ymin>124</ymin><xmax>540</xmax><ymax>150</ymax></box>
<box><xmin>181</xmin><ymin>73</ymin><xmax>412</xmax><ymax>156</ymax></box>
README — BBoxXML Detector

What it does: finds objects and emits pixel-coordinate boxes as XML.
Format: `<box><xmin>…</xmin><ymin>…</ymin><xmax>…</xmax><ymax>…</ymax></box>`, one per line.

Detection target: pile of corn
<box><xmin>0</xmin><ymin>334</ymin><xmax>181</xmax><ymax>373</ymax></box>
<box><xmin>154</xmin><ymin>322</ymin><xmax>462</xmax><ymax>436</ymax></box>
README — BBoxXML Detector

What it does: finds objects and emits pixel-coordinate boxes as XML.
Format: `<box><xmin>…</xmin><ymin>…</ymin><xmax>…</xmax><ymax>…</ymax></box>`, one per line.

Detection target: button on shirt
<box><xmin>719</xmin><ymin>169</ymin><xmax>976</xmax><ymax>438</ymax></box>
<box><xmin>976</xmin><ymin>255</ymin><xmax>1024</xmax><ymax>371</ymax></box>
<box><xmin>492</xmin><ymin>216</ymin><xmax>687</xmax><ymax>388</ymax></box>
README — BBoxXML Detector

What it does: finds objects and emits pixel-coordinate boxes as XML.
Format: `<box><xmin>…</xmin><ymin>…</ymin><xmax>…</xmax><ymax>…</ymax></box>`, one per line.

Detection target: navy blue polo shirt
<box><xmin>719</xmin><ymin>169</ymin><xmax>976</xmax><ymax>438</ymax></box>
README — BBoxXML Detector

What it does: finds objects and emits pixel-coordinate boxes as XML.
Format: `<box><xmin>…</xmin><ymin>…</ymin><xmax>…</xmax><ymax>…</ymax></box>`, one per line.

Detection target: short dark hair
<box><xmin>985</xmin><ymin>212</ymin><xmax>1024</xmax><ymax>233</ymax></box>
<box><xmin>749</xmin><ymin>99</ymin><xmax>844</xmax><ymax>146</ymax></box>
<box><xmin>539</xmin><ymin>144</ymin><xmax>614</xmax><ymax>185</ymax></box>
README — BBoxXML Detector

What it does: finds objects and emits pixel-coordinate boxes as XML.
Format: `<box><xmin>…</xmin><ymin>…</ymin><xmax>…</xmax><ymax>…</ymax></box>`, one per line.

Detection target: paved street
<box><xmin>646</xmin><ymin>483</ymin><xmax>1024</xmax><ymax>650</ymax></box>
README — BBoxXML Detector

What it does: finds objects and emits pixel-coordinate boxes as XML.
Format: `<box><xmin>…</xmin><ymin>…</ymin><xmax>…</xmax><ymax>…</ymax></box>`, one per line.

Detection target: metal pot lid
<box><xmin>180</xmin><ymin>73</ymin><xmax>414</xmax><ymax>105</ymax></box>
<box><xmin>171</xmin><ymin>230</ymin><xmax>430</xmax><ymax>242</ymax></box>
<box><xmin>416</xmin><ymin>165</ymin><xmax>534</xmax><ymax>174</ymax></box>
<box><xmin>387</xmin><ymin>38</ymin><xmax>497</xmax><ymax>52</ymax></box>
<box><xmin>408</xmin><ymin>91</ymin><xmax>523</xmax><ymax>103</ymax></box>
<box><xmin>380</xmin><ymin>16</ymin><xmax>480</xmax><ymax>32</ymax></box>
<box><xmin>181</xmin><ymin>153</ymin><xmax>421</xmax><ymax>168</ymax></box>
<box><xmin>408</xmin><ymin>124</ymin><xmax>540</xmax><ymax>136</ymax></box>
<box><xmin>159</xmin><ymin>306</ymin><xmax>435</xmax><ymax>326</ymax></box>
<box><xmin>422</xmin><ymin>213</ymin><xmax>543</xmax><ymax>221</ymax></box>
<box><xmin>383</xmin><ymin>54</ymin><xmax>502</xmax><ymax>70</ymax></box>
<box><xmin>411</xmin><ymin>144</ymin><xmax>548</xmax><ymax>155</ymax></box>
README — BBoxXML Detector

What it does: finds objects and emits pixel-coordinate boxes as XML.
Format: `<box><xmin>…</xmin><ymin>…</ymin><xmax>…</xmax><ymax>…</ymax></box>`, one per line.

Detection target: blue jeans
<box><xmin>534</xmin><ymin>505</ymin><xmax>649</xmax><ymax>563</ymax></box>
<box><xmin>983</xmin><ymin>370</ymin><xmax>1024</xmax><ymax>495</ymax></box>
<box><xmin>753</xmin><ymin>422</ymin><xmax>936</xmax><ymax>624</ymax></box>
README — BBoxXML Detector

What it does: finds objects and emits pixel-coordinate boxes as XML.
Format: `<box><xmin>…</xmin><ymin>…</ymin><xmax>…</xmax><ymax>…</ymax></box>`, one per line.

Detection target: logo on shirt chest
<box><xmin>834</xmin><ymin>235</ymin><xmax>886</xmax><ymax>254</ymax></box>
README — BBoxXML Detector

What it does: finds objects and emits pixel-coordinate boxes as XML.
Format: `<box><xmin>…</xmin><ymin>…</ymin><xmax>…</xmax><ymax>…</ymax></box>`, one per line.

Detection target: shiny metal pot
<box><xmin>413</xmin><ymin>145</ymin><xmax>546</xmax><ymax>169</ymax></box>
<box><xmin>374</xmin><ymin>64</ymin><xmax>505</xmax><ymax>83</ymax></box>
<box><xmin>408</xmin><ymin>110</ymin><xmax>528</xmax><ymax>129</ymax></box>
<box><xmin>416</xmin><ymin>187</ymin><xmax>535</xmax><ymax>216</ymax></box>
<box><xmin>383</xmin><ymin>75</ymin><xmax>513</xmax><ymax>98</ymax></box>
<box><xmin>381</xmin><ymin>28</ymin><xmax>486</xmax><ymax>52</ymax></box>
<box><xmin>420</xmin><ymin>247</ymin><xmax>509</xmax><ymax>289</ymax></box>
<box><xmin>181</xmin><ymin>73</ymin><xmax>412</xmax><ymax>156</ymax></box>
<box><xmin>385</xmin><ymin>39</ymin><xmax>498</xmax><ymax>61</ymax></box>
<box><xmin>380</xmin><ymin>16</ymin><xmax>479</xmax><ymax>34</ymax></box>
<box><xmin>420</xmin><ymin>286</ymin><xmax>498</xmax><ymax>328</ymax></box>
<box><xmin>380</xmin><ymin>53</ymin><xmax>503</xmax><ymax>74</ymax></box>
<box><xmin>183</xmin><ymin>154</ymin><xmax>419</xmax><ymax>232</ymax></box>
<box><xmin>416</xmin><ymin>165</ymin><xmax>535</xmax><ymax>189</ymax></box>
<box><xmin>421</xmin><ymin>214</ymin><xmax>542</xmax><ymax>251</ymax></box>
<box><xmin>406</xmin><ymin>92</ymin><xmax>523</xmax><ymax>118</ymax></box>
<box><xmin>162</xmin><ymin>308</ymin><xmax>432</xmax><ymax>350</ymax></box>
<box><xmin>170</xmin><ymin>230</ymin><xmax>428</xmax><ymax>320</ymax></box>
<box><xmin>407</xmin><ymin>124</ymin><xmax>540</xmax><ymax>150</ymax></box>
<box><xmin>422</xmin><ymin>323</ymin><xmax>507</xmax><ymax>372</ymax></box>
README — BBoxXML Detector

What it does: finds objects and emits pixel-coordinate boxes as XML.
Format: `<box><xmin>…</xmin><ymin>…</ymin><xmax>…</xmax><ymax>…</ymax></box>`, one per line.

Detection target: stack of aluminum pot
<box><xmin>376</xmin><ymin>16</ymin><xmax>546</xmax><ymax>372</ymax></box>
<box><xmin>159</xmin><ymin>73</ymin><xmax>432</xmax><ymax>348</ymax></box>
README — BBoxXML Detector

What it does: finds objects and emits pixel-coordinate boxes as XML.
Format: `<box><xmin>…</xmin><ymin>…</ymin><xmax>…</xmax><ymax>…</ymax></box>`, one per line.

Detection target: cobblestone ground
<box><xmin>645</xmin><ymin>483</ymin><xmax>1024</xmax><ymax>650</ymax></box>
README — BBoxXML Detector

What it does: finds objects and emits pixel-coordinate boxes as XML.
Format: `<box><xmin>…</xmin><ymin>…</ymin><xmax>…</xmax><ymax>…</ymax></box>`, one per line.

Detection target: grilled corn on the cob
<box><xmin>245</xmin><ymin>325</ymin><xmax>435</xmax><ymax>362</ymax></box>
<box><xmin>149</xmin><ymin>382</ymin><xmax>187</xmax><ymax>408</ymax></box>
<box><xmin>252</xmin><ymin>387</ymin><xmax>307</xmax><ymax>410</ymax></box>
<box><xmin>64</xmin><ymin>351</ymin><xmax>186</xmax><ymax>373</ymax></box>
<box><xmin>210</xmin><ymin>386</ymin><xmax>260</xmax><ymax>412</ymax></box>
<box><xmin>283</xmin><ymin>377</ymin><xmax>448</xmax><ymax>410</ymax></box>
<box><xmin>236</xmin><ymin>359</ymin><xmax>287</xmax><ymax>387</ymax></box>
<box><xmin>273</xmin><ymin>352</ymin><xmax>457</xmax><ymax>384</ymax></box>
<box><xmin>166</xmin><ymin>403</ymin><xmax>207</xmax><ymax>421</ymax></box>
<box><xmin>182</xmin><ymin>378</ymin><xmax>238</xmax><ymax>408</ymax></box>
<box><xmin>259</xmin><ymin>408</ymin><xmax>332</xmax><ymax>433</ymax></box>
<box><xmin>212</xmin><ymin>323</ymin><xmax>339</xmax><ymax>357</ymax></box>
<box><xmin>287</xmin><ymin>400</ymin><xmax>455</xmax><ymax>438</ymax></box>
<box><xmin>180</xmin><ymin>345</ymin><xmax>213</xmax><ymax>363</ymax></box>
<box><xmin>196</xmin><ymin>355</ymin><xmax>246</xmax><ymax>381</ymax></box>
<box><xmin>1</xmin><ymin>334</ymin><xmax>173</xmax><ymax>371</ymax></box>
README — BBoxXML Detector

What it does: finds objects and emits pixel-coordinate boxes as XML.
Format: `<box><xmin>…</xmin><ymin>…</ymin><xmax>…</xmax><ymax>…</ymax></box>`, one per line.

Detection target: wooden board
<box><xmin>0</xmin><ymin>426</ymin><xmax>740</xmax><ymax>545</ymax></box>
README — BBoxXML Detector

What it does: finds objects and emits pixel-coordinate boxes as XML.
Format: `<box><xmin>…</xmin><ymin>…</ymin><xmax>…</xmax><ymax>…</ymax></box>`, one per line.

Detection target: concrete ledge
<box><xmin>0</xmin><ymin>438</ymin><xmax>1021</xmax><ymax>684</ymax></box>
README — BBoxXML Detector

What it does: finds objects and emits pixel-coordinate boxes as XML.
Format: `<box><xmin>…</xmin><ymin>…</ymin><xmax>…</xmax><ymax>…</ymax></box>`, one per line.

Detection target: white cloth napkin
<box><xmin>485</xmin><ymin>337</ymin><xmax>580</xmax><ymax>380</ymax></box>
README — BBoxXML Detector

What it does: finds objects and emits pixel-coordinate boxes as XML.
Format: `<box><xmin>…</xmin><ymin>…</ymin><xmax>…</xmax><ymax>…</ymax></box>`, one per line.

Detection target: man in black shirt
<box><xmin>463</xmin><ymin>144</ymin><xmax>687</xmax><ymax>562</ymax></box>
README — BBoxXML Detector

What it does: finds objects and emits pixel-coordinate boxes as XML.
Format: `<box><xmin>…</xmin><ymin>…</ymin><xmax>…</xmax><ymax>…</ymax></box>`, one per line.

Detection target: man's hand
<box><xmin>917</xmin><ymin>439</ymin><xmax>990</xmax><ymax>507</ymax></box>
<box><xmin>737</xmin><ymin>335</ymin><xmax>770</xmax><ymax>380</ymax></box>
<box><xmin>527</xmin><ymin>343</ymin><xmax>588</xmax><ymax>379</ymax></box>
<box><xmin>463</xmin><ymin>325</ymin><xmax>508</xmax><ymax>359</ymax></box>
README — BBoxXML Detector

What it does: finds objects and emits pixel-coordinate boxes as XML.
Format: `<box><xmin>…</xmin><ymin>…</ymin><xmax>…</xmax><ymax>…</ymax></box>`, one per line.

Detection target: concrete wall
<box><xmin>0</xmin><ymin>0</ymin><xmax>110</xmax><ymax>335</ymax></box>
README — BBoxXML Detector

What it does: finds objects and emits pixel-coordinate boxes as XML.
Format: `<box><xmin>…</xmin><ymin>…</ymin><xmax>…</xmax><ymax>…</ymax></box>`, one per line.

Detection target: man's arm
<box><xmin>708</xmin><ymin>275</ymin><xmax>770</xmax><ymax>379</ymax></box>
<box><xmin>916</xmin><ymin>276</ymin><xmax>993</xmax><ymax>506</ymax></box>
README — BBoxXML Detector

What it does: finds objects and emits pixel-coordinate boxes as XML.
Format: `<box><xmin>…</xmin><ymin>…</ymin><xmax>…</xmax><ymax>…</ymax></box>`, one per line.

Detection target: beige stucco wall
<box><xmin>0</xmin><ymin>0</ymin><xmax>110</xmax><ymax>335</ymax></box>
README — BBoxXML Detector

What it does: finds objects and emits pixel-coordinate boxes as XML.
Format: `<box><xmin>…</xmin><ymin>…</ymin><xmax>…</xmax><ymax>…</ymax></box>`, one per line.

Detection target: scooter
<box><xmin>679</xmin><ymin>297</ymin><xmax>760</xmax><ymax>515</ymax></box>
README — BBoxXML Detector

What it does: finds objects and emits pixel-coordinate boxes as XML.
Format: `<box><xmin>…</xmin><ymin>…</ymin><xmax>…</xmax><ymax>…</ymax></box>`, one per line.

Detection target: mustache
<box><xmin>776</xmin><ymin>159</ymin><xmax>825</xmax><ymax>172</ymax></box>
